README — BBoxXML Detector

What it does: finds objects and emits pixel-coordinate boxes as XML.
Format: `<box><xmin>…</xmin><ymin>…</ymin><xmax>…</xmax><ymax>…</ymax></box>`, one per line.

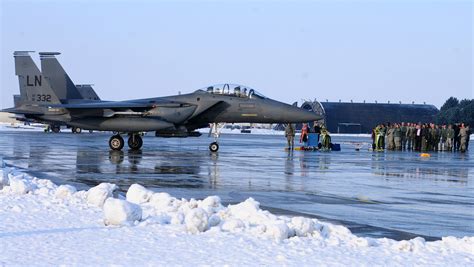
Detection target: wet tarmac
<box><xmin>0</xmin><ymin>130</ymin><xmax>472</xmax><ymax>240</ymax></box>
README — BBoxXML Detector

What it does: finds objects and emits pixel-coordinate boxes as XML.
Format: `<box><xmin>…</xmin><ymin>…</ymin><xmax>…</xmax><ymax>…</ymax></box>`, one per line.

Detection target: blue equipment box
<box><xmin>307</xmin><ymin>133</ymin><xmax>319</xmax><ymax>147</ymax></box>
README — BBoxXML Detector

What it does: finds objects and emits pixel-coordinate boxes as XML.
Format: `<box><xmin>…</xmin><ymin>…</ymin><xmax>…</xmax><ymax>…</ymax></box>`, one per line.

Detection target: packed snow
<box><xmin>0</xmin><ymin>167</ymin><xmax>473</xmax><ymax>266</ymax></box>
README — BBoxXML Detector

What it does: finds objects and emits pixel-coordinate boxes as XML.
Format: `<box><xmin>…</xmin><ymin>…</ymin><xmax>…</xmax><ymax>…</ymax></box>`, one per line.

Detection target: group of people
<box><xmin>285</xmin><ymin>123</ymin><xmax>331</xmax><ymax>150</ymax></box>
<box><xmin>372</xmin><ymin>122</ymin><xmax>471</xmax><ymax>153</ymax></box>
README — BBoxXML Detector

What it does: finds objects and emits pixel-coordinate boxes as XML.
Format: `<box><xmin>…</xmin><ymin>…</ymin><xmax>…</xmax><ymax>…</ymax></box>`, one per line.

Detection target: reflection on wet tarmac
<box><xmin>0</xmin><ymin>131</ymin><xmax>473</xmax><ymax>239</ymax></box>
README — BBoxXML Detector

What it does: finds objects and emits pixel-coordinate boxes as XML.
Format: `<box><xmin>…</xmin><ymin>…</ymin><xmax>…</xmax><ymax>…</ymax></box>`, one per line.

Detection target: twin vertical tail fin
<box><xmin>14</xmin><ymin>51</ymin><xmax>61</xmax><ymax>104</ymax></box>
<box><xmin>39</xmin><ymin>52</ymin><xmax>84</xmax><ymax>100</ymax></box>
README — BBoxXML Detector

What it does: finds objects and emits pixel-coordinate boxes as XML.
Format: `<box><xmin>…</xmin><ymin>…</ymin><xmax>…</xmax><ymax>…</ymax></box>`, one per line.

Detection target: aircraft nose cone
<box><xmin>287</xmin><ymin>105</ymin><xmax>321</xmax><ymax>123</ymax></box>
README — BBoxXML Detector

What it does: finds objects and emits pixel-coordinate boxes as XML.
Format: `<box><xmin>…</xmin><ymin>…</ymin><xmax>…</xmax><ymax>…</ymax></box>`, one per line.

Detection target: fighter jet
<box><xmin>5</xmin><ymin>51</ymin><xmax>321</xmax><ymax>152</ymax></box>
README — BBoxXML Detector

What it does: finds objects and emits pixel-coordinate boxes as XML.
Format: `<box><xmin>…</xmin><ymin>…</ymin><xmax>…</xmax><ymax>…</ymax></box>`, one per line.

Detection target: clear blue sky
<box><xmin>1</xmin><ymin>0</ymin><xmax>472</xmax><ymax>109</ymax></box>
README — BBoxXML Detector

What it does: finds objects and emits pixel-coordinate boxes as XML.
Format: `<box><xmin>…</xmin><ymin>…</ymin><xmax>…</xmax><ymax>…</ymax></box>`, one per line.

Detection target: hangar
<box><xmin>299</xmin><ymin>100</ymin><xmax>439</xmax><ymax>134</ymax></box>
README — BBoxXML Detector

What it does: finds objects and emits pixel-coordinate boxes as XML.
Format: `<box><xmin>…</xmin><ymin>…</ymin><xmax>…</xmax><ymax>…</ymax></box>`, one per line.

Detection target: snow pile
<box><xmin>126</xmin><ymin>183</ymin><xmax>153</xmax><ymax>204</ymax></box>
<box><xmin>55</xmin><ymin>184</ymin><xmax>77</xmax><ymax>199</ymax></box>
<box><xmin>0</xmin><ymin>167</ymin><xmax>473</xmax><ymax>265</ymax></box>
<box><xmin>86</xmin><ymin>183</ymin><xmax>117</xmax><ymax>207</ymax></box>
<box><xmin>103</xmin><ymin>198</ymin><xmax>142</xmax><ymax>226</ymax></box>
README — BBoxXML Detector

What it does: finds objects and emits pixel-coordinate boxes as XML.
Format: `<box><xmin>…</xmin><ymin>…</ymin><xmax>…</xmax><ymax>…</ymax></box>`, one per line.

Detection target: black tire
<box><xmin>128</xmin><ymin>135</ymin><xmax>143</xmax><ymax>150</ymax></box>
<box><xmin>89</xmin><ymin>130</ymin><xmax>93</xmax><ymax>133</ymax></box>
<box><xmin>75</xmin><ymin>127</ymin><xmax>82</xmax><ymax>134</ymax></box>
<box><xmin>209</xmin><ymin>142</ymin><xmax>219</xmax><ymax>152</ymax></box>
<box><xmin>109</xmin><ymin>135</ymin><xmax>124</xmax><ymax>151</ymax></box>
<box><xmin>51</xmin><ymin>126</ymin><xmax>60</xmax><ymax>133</ymax></box>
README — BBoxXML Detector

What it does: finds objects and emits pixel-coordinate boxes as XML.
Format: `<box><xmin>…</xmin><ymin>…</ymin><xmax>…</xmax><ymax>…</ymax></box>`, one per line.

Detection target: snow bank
<box><xmin>0</xmin><ymin>166</ymin><xmax>473</xmax><ymax>266</ymax></box>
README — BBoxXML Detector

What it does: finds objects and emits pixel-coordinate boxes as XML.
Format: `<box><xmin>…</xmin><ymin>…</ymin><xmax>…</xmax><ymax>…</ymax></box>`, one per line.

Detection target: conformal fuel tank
<box><xmin>69</xmin><ymin>117</ymin><xmax>174</xmax><ymax>132</ymax></box>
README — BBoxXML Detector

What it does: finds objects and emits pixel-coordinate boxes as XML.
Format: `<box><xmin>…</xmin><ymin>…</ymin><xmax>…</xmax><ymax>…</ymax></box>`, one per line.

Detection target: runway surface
<box><xmin>1</xmin><ymin>130</ymin><xmax>472</xmax><ymax>240</ymax></box>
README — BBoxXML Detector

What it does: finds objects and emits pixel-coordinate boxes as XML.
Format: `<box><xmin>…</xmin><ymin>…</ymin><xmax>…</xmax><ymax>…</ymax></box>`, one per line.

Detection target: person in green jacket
<box><xmin>400</xmin><ymin>122</ymin><xmax>408</xmax><ymax>150</ymax></box>
<box><xmin>446</xmin><ymin>124</ymin><xmax>455</xmax><ymax>151</ymax></box>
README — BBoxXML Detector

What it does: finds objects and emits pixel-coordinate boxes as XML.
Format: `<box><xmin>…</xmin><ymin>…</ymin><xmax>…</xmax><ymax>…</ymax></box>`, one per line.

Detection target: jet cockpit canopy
<box><xmin>198</xmin><ymin>84</ymin><xmax>266</xmax><ymax>99</ymax></box>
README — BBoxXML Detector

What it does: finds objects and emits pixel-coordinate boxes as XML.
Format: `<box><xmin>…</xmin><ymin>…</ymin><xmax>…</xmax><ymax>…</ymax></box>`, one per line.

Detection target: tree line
<box><xmin>436</xmin><ymin>97</ymin><xmax>474</xmax><ymax>126</ymax></box>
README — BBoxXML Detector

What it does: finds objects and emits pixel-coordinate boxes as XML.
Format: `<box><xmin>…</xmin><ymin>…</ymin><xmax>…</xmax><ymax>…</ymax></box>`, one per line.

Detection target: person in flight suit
<box><xmin>393</xmin><ymin>123</ymin><xmax>402</xmax><ymax>150</ymax></box>
<box><xmin>285</xmin><ymin>124</ymin><xmax>295</xmax><ymax>150</ymax></box>
<box><xmin>400</xmin><ymin>122</ymin><xmax>408</xmax><ymax>150</ymax></box>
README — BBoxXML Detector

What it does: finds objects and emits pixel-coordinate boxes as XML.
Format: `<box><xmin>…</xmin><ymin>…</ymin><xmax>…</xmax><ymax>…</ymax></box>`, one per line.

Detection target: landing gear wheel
<box><xmin>128</xmin><ymin>134</ymin><xmax>143</xmax><ymax>150</ymax></box>
<box><xmin>89</xmin><ymin>130</ymin><xmax>93</xmax><ymax>133</ymax></box>
<box><xmin>51</xmin><ymin>126</ymin><xmax>60</xmax><ymax>133</ymax></box>
<box><xmin>209</xmin><ymin>142</ymin><xmax>219</xmax><ymax>152</ymax></box>
<box><xmin>109</xmin><ymin>135</ymin><xmax>124</xmax><ymax>151</ymax></box>
<box><xmin>72</xmin><ymin>127</ymin><xmax>82</xmax><ymax>134</ymax></box>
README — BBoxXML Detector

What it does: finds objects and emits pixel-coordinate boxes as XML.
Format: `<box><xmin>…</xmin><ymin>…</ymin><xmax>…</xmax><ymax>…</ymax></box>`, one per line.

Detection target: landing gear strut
<box><xmin>208</xmin><ymin>123</ymin><xmax>224</xmax><ymax>152</ymax></box>
<box><xmin>127</xmin><ymin>134</ymin><xmax>143</xmax><ymax>150</ymax></box>
<box><xmin>109</xmin><ymin>135</ymin><xmax>124</xmax><ymax>151</ymax></box>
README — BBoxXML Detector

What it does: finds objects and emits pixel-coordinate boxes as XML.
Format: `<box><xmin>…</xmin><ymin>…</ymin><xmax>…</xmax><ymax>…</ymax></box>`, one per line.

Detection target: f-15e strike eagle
<box><xmin>4</xmin><ymin>51</ymin><xmax>320</xmax><ymax>152</ymax></box>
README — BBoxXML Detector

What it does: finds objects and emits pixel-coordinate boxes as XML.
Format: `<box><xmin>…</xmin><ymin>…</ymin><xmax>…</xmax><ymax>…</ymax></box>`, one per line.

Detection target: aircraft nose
<box><xmin>285</xmin><ymin>104</ymin><xmax>322</xmax><ymax>123</ymax></box>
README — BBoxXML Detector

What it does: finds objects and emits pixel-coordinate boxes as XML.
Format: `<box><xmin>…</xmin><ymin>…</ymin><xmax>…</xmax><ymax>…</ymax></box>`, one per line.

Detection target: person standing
<box><xmin>285</xmin><ymin>124</ymin><xmax>296</xmax><ymax>150</ymax></box>
<box><xmin>401</xmin><ymin>122</ymin><xmax>408</xmax><ymax>150</ymax></box>
<box><xmin>459</xmin><ymin>123</ymin><xmax>468</xmax><ymax>152</ymax></box>
<box><xmin>454</xmin><ymin>124</ymin><xmax>460</xmax><ymax>151</ymax></box>
<box><xmin>407</xmin><ymin>123</ymin><xmax>414</xmax><ymax>151</ymax></box>
<box><xmin>387</xmin><ymin>124</ymin><xmax>395</xmax><ymax>150</ymax></box>
<box><xmin>375</xmin><ymin>124</ymin><xmax>385</xmax><ymax>151</ymax></box>
<box><xmin>415</xmin><ymin>123</ymin><xmax>422</xmax><ymax>151</ymax></box>
<box><xmin>429</xmin><ymin>124</ymin><xmax>437</xmax><ymax>151</ymax></box>
<box><xmin>422</xmin><ymin>124</ymin><xmax>430</xmax><ymax>152</ymax></box>
<box><xmin>466</xmin><ymin>124</ymin><xmax>471</xmax><ymax>151</ymax></box>
<box><xmin>446</xmin><ymin>124</ymin><xmax>454</xmax><ymax>152</ymax></box>
<box><xmin>439</xmin><ymin>125</ymin><xmax>447</xmax><ymax>151</ymax></box>
<box><xmin>380</xmin><ymin>124</ymin><xmax>386</xmax><ymax>149</ymax></box>
<box><xmin>300</xmin><ymin>123</ymin><xmax>309</xmax><ymax>147</ymax></box>
<box><xmin>371</xmin><ymin>127</ymin><xmax>376</xmax><ymax>150</ymax></box>
<box><xmin>313</xmin><ymin>122</ymin><xmax>321</xmax><ymax>145</ymax></box>
<box><xmin>394</xmin><ymin>123</ymin><xmax>402</xmax><ymax>150</ymax></box>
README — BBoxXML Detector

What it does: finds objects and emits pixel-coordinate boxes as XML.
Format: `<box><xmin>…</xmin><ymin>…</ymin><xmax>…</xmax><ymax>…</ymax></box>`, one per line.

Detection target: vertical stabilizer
<box><xmin>39</xmin><ymin>52</ymin><xmax>83</xmax><ymax>100</ymax></box>
<box><xmin>14</xmin><ymin>51</ymin><xmax>61</xmax><ymax>104</ymax></box>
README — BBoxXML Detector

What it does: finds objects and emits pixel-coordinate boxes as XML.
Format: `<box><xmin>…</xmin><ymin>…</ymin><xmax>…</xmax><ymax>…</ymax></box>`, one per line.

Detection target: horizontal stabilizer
<box><xmin>2</xmin><ymin>107</ymin><xmax>44</xmax><ymax>115</ymax></box>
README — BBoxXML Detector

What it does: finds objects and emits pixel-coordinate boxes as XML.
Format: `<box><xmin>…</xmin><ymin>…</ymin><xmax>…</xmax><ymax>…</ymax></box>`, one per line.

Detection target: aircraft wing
<box><xmin>48</xmin><ymin>99</ymin><xmax>190</xmax><ymax>110</ymax></box>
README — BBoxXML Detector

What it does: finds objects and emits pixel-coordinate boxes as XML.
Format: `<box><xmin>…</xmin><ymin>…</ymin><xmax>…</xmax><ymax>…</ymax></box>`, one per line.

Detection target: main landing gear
<box><xmin>71</xmin><ymin>127</ymin><xmax>82</xmax><ymax>134</ymax></box>
<box><xmin>109</xmin><ymin>133</ymin><xmax>143</xmax><ymax>151</ymax></box>
<box><xmin>208</xmin><ymin>123</ymin><xmax>224</xmax><ymax>152</ymax></box>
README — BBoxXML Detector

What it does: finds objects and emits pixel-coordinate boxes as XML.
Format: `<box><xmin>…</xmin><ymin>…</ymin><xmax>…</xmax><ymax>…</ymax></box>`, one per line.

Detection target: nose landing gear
<box><xmin>208</xmin><ymin>123</ymin><xmax>225</xmax><ymax>152</ymax></box>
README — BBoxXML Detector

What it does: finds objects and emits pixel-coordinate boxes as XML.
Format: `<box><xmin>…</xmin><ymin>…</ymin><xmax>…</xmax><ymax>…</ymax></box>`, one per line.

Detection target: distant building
<box><xmin>296</xmin><ymin>101</ymin><xmax>439</xmax><ymax>134</ymax></box>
